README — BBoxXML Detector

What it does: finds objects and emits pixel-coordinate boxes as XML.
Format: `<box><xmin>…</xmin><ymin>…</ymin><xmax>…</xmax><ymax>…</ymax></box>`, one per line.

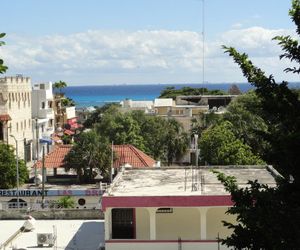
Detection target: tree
<box><xmin>199</xmin><ymin>121</ymin><xmax>264</xmax><ymax>165</ymax></box>
<box><xmin>159</xmin><ymin>86</ymin><xmax>226</xmax><ymax>99</ymax></box>
<box><xmin>63</xmin><ymin>130</ymin><xmax>112</xmax><ymax>183</ymax></box>
<box><xmin>0</xmin><ymin>143</ymin><xmax>28</xmax><ymax>189</ymax></box>
<box><xmin>217</xmin><ymin>1</ymin><xmax>300</xmax><ymax>248</ymax></box>
<box><xmin>56</xmin><ymin>196</ymin><xmax>75</xmax><ymax>208</ymax></box>
<box><xmin>0</xmin><ymin>33</ymin><xmax>8</xmax><ymax>74</ymax></box>
<box><xmin>95</xmin><ymin>109</ymin><xmax>145</xmax><ymax>151</ymax></box>
<box><xmin>53</xmin><ymin>80</ymin><xmax>67</xmax><ymax>94</ymax></box>
<box><xmin>61</xmin><ymin>97</ymin><xmax>75</xmax><ymax>107</ymax></box>
<box><xmin>83</xmin><ymin>103</ymin><xmax>120</xmax><ymax>128</ymax></box>
<box><xmin>164</xmin><ymin>119</ymin><xmax>189</xmax><ymax>165</ymax></box>
<box><xmin>223</xmin><ymin>91</ymin><xmax>270</xmax><ymax>157</ymax></box>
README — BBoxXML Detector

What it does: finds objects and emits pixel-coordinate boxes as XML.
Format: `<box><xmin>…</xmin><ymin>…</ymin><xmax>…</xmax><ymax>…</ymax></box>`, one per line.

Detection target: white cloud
<box><xmin>0</xmin><ymin>27</ymin><xmax>298</xmax><ymax>84</ymax></box>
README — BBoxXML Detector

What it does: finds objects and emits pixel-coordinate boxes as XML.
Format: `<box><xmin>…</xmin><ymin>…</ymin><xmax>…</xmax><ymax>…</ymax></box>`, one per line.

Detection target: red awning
<box><xmin>0</xmin><ymin>114</ymin><xmax>11</xmax><ymax>121</ymax></box>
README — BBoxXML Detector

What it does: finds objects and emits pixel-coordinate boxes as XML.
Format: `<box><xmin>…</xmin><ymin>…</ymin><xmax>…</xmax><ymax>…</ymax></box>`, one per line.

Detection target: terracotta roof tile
<box><xmin>113</xmin><ymin>144</ymin><xmax>156</xmax><ymax>168</ymax></box>
<box><xmin>34</xmin><ymin>145</ymin><xmax>72</xmax><ymax>168</ymax></box>
<box><xmin>34</xmin><ymin>144</ymin><xmax>156</xmax><ymax>169</ymax></box>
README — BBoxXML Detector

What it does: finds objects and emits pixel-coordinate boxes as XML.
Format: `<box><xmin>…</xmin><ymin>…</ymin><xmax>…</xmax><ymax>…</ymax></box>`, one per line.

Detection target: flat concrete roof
<box><xmin>0</xmin><ymin>219</ymin><xmax>104</xmax><ymax>250</ymax></box>
<box><xmin>105</xmin><ymin>166</ymin><xmax>278</xmax><ymax>197</ymax></box>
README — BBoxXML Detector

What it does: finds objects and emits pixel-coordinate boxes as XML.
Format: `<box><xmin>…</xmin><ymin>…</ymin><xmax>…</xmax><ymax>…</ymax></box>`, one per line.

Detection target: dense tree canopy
<box><xmin>223</xmin><ymin>91</ymin><xmax>270</xmax><ymax>157</ymax></box>
<box><xmin>217</xmin><ymin>1</ymin><xmax>300</xmax><ymax>248</ymax></box>
<box><xmin>0</xmin><ymin>33</ymin><xmax>8</xmax><ymax>74</ymax></box>
<box><xmin>159</xmin><ymin>86</ymin><xmax>226</xmax><ymax>99</ymax></box>
<box><xmin>91</xmin><ymin>106</ymin><xmax>189</xmax><ymax>165</ymax></box>
<box><xmin>63</xmin><ymin>130</ymin><xmax>112</xmax><ymax>183</ymax></box>
<box><xmin>199</xmin><ymin>121</ymin><xmax>264</xmax><ymax>165</ymax></box>
<box><xmin>0</xmin><ymin>143</ymin><xmax>28</xmax><ymax>188</ymax></box>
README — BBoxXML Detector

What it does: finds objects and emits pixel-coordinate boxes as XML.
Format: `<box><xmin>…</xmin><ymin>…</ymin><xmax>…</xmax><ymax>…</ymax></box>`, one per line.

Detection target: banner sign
<box><xmin>0</xmin><ymin>189</ymin><xmax>104</xmax><ymax>197</ymax></box>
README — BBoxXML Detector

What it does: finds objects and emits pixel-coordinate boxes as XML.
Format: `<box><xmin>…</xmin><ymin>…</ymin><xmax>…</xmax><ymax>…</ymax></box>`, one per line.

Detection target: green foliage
<box><xmin>159</xmin><ymin>86</ymin><xmax>226</xmax><ymax>99</ymax></box>
<box><xmin>0</xmin><ymin>33</ymin><xmax>8</xmax><ymax>74</ymax></box>
<box><xmin>61</xmin><ymin>97</ymin><xmax>76</xmax><ymax>107</ymax></box>
<box><xmin>213</xmin><ymin>170</ymin><xmax>296</xmax><ymax>249</ymax></box>
<box><xmin>83</xmin><ymin>103</ymin><xmax>120</xmax><ymax>128</ymax></box>
<box><xmin>93</xmin><ymin>108</ymin><xmax>189</xmax><ymax>164</ymax></box>
<box><xmin>95</xmin><ymin>109</ymin><xmax>145</xmax><ymax>150</ymax></box>
<box><xmin>56</xmin><ymin>196</ymin><xmax>75</xmax><ymax>208</ymax></box>
<box><xmin>61</xmin><ymin>134</ymin><xmax>72</xmax><ymax>144</ymax></box>
<box><xmin>53</xmin><ymin>80</ymin><xmax>67</xmax><ymax>94</ymax></box>
<box><xmin>218</xmin><ymin>1</ymin><xmax>300</xmax><ymax>248</ymax></box>
<box><xmin>223</xmin><ymin>91</ymin><xmax>270</xmax><ymax>157</ymax></box>
<box><xmin>63</xmin><ymin>130</ymin><xmax>112</xmax><ymax>183</ymax></box>
<box><xmin>0</xmin><ymin>143</ymin><xmax>28</xmax><ymax>188</ymax></box>
<box><xmin>199</xmin><ymin>121</ymin><xmax>264</xmax><ymax>165</ymax></box>
<box><xmin>164</xmin><ymin>119</ymin><xmax>189</xmax><ymax>165</ymax></box>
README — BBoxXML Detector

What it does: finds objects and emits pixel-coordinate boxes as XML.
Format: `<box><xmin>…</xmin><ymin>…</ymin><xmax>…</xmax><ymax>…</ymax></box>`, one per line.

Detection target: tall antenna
<box><xmin>202</xmin><ymin>0</ymin><xmax>205</xmax><ymax>85</ymax></box>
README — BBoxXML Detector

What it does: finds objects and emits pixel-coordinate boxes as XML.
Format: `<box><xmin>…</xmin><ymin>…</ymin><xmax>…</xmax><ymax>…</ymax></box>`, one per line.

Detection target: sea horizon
<box><xmin>63</xmin><ymin>82</ymin><xmax>300</xmax><ymax>108</ymax></box>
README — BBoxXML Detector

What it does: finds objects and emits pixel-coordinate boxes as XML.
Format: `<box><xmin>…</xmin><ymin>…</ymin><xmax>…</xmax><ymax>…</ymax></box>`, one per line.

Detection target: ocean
<box><xmin>63</xmin><ymin>82</ymin><xmax>300</xmax><ymax>108</ymax></box>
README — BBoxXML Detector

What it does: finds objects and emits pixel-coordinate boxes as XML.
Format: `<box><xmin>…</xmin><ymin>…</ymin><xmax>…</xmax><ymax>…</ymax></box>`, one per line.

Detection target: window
<box><xmin>156</xmin><ymin>208</ymin><xmax>173</xmax><ymax>214</ymax></box>
<box><xmin>41</xmin><ymin>102</ymin><xmax>45</xmax><ymax>109</ymax></box>
<box><xmin>16</xmin><ymin>122</ymin><xmax>19</xmax><ymax>132</ymax></box>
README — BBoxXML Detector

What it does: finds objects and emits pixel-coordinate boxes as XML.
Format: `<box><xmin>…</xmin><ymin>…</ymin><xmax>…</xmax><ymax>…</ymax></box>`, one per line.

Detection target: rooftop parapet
<box><xmin>0</xmin><ymin>75</ymin><xmax>31</xmax><ymax>84</ymax></box>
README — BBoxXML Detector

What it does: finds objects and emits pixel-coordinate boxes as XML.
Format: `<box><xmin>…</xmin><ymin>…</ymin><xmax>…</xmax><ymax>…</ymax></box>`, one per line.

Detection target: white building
<box><xmin>0</xmin><ymin>76</ymin><xmax>33</xmax><ymax>161</ymax></box>
<box><xmin>102</xmin><ymin>166</ymin><xmax>278</xmax><ymax>250</ymax></box>
<box><xmin>31</xmin><ymin>82</ymin><xmax>55</xmax><ymax>158</ymax></box>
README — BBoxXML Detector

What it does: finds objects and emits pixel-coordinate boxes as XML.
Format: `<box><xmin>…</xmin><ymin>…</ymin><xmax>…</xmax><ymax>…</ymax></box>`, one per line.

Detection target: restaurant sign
<box><xmin>0</xmin><ymin>189</ymin><xmax>103</xmax><ymax>197</ymax></box>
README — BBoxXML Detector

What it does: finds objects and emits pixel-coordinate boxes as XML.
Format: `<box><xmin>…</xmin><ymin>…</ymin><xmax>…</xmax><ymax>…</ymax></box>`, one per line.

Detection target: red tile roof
<box><xmin>34</xmin><ymin>144</ymin><xmax>156</xmax><ymax>169</ymax></box>
<box><xmin>34</xmin><ymin>145</ymin><xmax>72</xmax><ymax>168</ymax></box>
<box><xmin>113</xmin><ymin>144</ymin><xmax>156</xmax><ymax>168</ymax></box>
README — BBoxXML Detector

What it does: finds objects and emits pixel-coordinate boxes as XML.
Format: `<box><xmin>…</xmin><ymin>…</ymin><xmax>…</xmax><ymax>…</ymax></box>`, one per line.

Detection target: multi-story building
<box><xmin>31</xmin><ymin>82</ymin><xmax>55</xmax><ymax>158</ymax></box>
<box><xmin>0</xmin><ymin>76</ymin><xmax>33</xmax><ymax>161</ymax></box>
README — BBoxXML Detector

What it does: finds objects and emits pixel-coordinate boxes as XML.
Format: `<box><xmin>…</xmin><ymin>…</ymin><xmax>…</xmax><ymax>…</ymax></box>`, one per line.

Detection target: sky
<box><xmin>0</xmin><ymin>0</ymin><xmax>298</xmax><ymax>85</ymax></box>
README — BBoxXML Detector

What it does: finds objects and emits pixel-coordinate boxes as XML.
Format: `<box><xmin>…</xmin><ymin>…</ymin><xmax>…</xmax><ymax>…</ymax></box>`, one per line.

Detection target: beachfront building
<box><xmin>102</xmin><ymin>166</ymin><xmax>278</xmax><ymax>250</ymax></box>
<box><xmin>31</xmin><ymin>82</ymin><xmax>55</xmax><ymax>158</ymax></box>
<box><xmin>0</xmin><ymin>76</ymin><xmax>33</xmax><ymax>161</ymax></box>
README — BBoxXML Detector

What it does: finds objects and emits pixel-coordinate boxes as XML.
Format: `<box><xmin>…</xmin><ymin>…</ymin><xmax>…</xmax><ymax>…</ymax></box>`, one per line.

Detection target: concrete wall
<box><xmin>105</xmin><ymin>241</ymin><xmax>229</xmax><ymax>250</ymax></box>
<box><xmin>206</xmin><ymin>207</ymin><xmax>236</xmax><ymax>239</ymax></box>
<box><xmin>0</xmin><ymin>209</ymin><xmax>104</xmax><ymax>220</ymax></box>
<box><xmin>156</xmin><ymin>208</ymin><xmax>200</xmax><ymax>240</ymax></box>
<box><xmin>136</xmin><ymin>208</ymin><xmax>150</xmax><ymax>240</ymax></box>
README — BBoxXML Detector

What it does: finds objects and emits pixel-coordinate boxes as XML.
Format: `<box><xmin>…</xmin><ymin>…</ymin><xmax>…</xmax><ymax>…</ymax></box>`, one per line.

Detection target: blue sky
<box><xmin>0</xmin><ymin>0</ymin><xmax>298</xmax><ymax>85</ymax></box>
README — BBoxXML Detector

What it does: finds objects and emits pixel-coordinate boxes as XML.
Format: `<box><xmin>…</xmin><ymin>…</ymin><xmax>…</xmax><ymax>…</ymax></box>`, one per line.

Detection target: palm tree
<box><xmin>53</xmin><ymin>81</ymin><xmax>67</xmax><ymax>94</ymax></box>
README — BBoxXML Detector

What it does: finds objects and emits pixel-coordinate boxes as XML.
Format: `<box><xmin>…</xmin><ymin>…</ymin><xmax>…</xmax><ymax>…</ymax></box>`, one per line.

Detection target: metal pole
<box><xmin>202</xmin><ymin>0</ymin><xmax>205</xmax><ymax>85</ymax></box>
<box><xmin>35</xmin><ymin>118</ymin><xmax>39</xmax><ymax>186</ymax></box>
<box><xmin>16</xmin><ymin>139</ymin><xmax>19</xmax><ymax>210</ymax></box>
<box><xmin>10</xmin><ymin>135</ymin><xmax>19</xmax><ymax>209</ymax></box>
<box><xmin>110</xmin><ymin>141</ymin><xmax>114</xmax><ymax>183</ymax></box>
<box><xmin>41</xmin><ymin>145</ymin><xmax>45</xmax><ymax>209</ymax></box>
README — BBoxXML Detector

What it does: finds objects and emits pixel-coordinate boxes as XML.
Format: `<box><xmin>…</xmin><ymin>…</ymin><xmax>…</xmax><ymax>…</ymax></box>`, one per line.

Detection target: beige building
<box><xmin>102</xmin><ymin>166</ymin><xmax>278</xmax><ymax>250</ymax></box>
<box><xmin>0</xmin><ymin>76</ymin><xmax>33</xmax><ymax>161</ymax></box>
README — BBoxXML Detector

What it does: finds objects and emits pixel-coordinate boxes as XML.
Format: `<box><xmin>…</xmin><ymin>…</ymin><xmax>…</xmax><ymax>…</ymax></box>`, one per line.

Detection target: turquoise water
<box><xmin>63</xmin><ymin>82</ymin><xmax>300</xmax><ymax>108</ymax></box>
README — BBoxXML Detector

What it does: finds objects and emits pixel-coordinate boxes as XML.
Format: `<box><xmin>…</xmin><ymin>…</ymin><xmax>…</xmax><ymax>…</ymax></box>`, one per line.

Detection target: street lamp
<box><xmin>10</xmin><ymin>135</ymin><xmax>20</xmax><ymax>209</ymax></box>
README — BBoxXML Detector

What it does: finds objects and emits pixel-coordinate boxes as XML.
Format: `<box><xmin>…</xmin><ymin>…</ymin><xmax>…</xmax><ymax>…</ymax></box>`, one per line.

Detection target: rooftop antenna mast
<box><xmin>201</xmin><ymin>0</ymin><xmax>205</xmax><ymax>96</ymax></box>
